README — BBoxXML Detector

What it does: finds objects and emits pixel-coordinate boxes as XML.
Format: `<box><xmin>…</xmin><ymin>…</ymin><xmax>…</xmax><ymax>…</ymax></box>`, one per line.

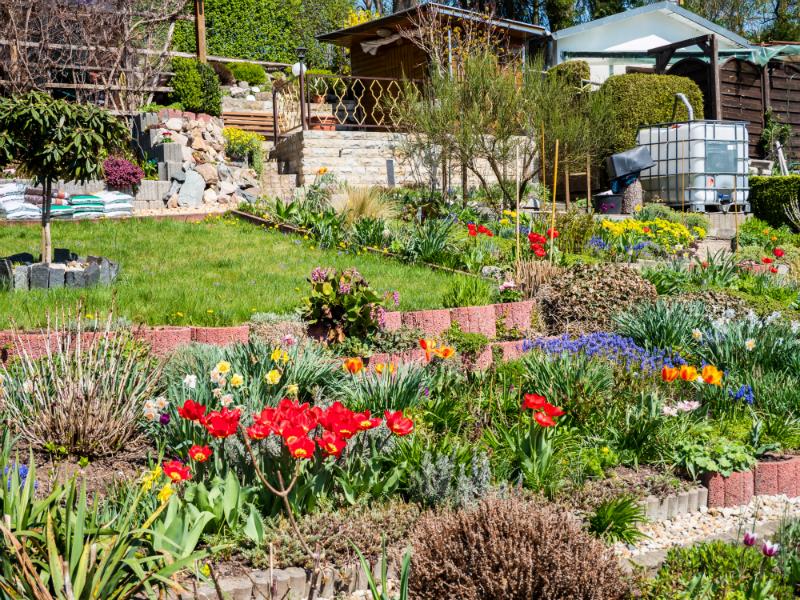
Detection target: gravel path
<box><xmin>616</xmin><ymin>494</ymin><xmax>800</xmax><ymax>569</ymax></box>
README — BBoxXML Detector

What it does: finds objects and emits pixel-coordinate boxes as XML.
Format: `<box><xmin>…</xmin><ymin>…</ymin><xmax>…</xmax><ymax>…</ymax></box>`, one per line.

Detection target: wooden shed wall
<box><xmin>769</xmin><ymin>60</ymin><xmax>800</xmax><ymax>163</ymax></box>
<box><xmin>719</xmin><ymin>58</ymin><xmax>763</xmax><ymax>158</ymax></box>
<box><xmin>350</xmin><ymin>41</ymin><xmax>428</xmax><ymax>80</ymax></box>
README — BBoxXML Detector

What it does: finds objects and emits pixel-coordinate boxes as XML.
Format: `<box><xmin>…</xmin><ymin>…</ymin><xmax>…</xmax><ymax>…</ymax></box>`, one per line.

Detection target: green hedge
<box><xmin>170</xmin><ymin>58</ymin><xmax>222</xmax><ymax>117</ymax></box>
<box><xmin>600</xmin><ymin>73</ymin><xmax>705</xmax><ymax>153</ymax></box>
<box><xmin>171</xmin><ymin>0</ymin><xmax>351</xmax><ymax>70</ymax></box>
<box><xmin>548</xmin><ymin>60</ymin><xmax>590</xmax><ymax>87</ymax></box>
<box><xmin>749</xmin><ymin>175</ymin><xmax>800</xmax><ymax>229</ymax></box>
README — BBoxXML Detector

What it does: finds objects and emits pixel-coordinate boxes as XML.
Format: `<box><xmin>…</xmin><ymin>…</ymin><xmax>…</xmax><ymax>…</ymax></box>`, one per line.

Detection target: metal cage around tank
<box><xmin>636</xmin><ymin>120</ymin><xmax>750</xmax><ymax>213</ymax></box>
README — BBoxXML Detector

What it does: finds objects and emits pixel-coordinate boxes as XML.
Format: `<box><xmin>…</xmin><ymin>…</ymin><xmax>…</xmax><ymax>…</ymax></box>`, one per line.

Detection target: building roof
<box><xmin>317</xmin><ymin>2</ymin><xmax>547</xmax><ymax>48</ymax></box>
<box><xmin>551</xmin><ymin>1</ymin><xmax>751</xmax><ymax>48</ymax></box>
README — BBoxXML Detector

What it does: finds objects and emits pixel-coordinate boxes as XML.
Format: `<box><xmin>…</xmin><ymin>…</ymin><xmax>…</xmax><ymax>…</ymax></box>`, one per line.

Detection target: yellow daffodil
<box><xmin>266</xmin><ymin>369</ymin><xmax>282</xmax><ymax>385</ymax></box>
<box><xmin>286</xmin><ymin>383</ymin><xmax>299</xmax><ymax>397</ymax></box>
<box><xmin>230</xmin><ymin>373</ymin><xmax>244</xmax><ymax>387</ymax></box>
<box><xmin>499</xmin><ymin>218</ymin><xmax>510</xmax><ymax>226</ymax></box>
<box><xmin>271</xmin><ymin>348</ymin><xmax>282</xmax><ymax>361</ymax></box>
<box><xmin>157</xmin><ymin>483</ymin><xmax>174</xmax><ymax>504</ymax></box>
<box><xmin>216</xmin><ymin>361</ymin><xmax>231</xmax><ymax>375</ymax></box>
<box><xmin>141</xmin><ymin>466</ymin><xmax>163</xmax><ymax>492</ymax></box>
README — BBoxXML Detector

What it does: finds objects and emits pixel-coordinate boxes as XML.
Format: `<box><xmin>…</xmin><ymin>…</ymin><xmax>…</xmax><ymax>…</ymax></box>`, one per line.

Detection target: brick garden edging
<box><xmin>703</xmin><ymin>456</ymin><xmax>800</xmax><ymax>508</ymax></box>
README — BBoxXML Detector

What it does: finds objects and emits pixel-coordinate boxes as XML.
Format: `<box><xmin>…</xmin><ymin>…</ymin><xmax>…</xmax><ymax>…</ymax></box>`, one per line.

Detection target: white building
<box><xmin>549</xmin><ymin>1</ymin><xmax>751</xmax><ymax>84</ymax></box>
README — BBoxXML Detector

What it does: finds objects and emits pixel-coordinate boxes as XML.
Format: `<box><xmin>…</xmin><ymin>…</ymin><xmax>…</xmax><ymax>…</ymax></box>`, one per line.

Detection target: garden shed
<box><xmin>317</xmin><ymin>2</ymin><xmax>548</xmax><ymax>81</ymax></box>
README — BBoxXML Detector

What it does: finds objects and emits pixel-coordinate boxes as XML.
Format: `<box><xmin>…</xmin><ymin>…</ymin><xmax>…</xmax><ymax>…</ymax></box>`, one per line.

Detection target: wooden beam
<box><xmin>648</xmin><ymin>34</ymin><xmax>713</xmax><ymax>74</ymax></box>
<box><xmin>195</xmin><ymin>0</ymin><xmax>207</xmax><ymax>64</ymax></box>
<box><xmin>710</xmin><ymin>34</ymin><xmax>722</xmax><ymax>119</ymax></box>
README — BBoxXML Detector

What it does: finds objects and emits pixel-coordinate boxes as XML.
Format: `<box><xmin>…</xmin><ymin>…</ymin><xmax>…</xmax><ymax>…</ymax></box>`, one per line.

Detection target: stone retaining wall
<box><xmin>271</xmin><ymin>130</ymin><xmax>525</xmax><ymax>188</ymax></box>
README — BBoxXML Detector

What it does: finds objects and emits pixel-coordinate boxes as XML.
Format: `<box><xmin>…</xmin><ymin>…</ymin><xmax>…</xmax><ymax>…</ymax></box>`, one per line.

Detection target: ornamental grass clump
<box><xmin>409</xmin><ymin>496</ymin><xmax>630</xmax><ymax>600</ymax></box>
<box><xmin>1</xmin><ymin>313</ymin><xmax>161</xmax><ymax>457</ymax></box>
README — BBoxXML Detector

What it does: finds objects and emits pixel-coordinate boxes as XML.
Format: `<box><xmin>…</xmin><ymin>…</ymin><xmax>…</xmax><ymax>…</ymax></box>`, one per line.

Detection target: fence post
<box><xmin>297</xmin><ymin>47</ymin><xmax>308</xmax><ymax>131</ymax></box>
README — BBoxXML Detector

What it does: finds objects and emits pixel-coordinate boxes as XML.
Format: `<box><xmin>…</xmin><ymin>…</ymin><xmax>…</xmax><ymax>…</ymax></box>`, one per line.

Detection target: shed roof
<box><xmin>551</xmin><ymin>1</ymin><xmax>751</xmax><ymax>48</ymax></box>
<box><xmin>317</xmin><ymin>2</ymin><xmax>548</xmax><ymax>48</ymax></box>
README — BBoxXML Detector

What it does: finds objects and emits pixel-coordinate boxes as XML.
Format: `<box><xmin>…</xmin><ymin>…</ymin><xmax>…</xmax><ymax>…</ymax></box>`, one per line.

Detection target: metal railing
<box><xmin>272</xmin><ymin>67</ymin><xmax>420</xmax><ymax>144</ymax></box>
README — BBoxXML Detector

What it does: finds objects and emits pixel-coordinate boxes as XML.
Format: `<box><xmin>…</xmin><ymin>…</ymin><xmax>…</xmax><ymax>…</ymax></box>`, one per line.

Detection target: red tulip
<box><xmin>534</xmin><ymin>412</ymin><xmax>556</xmax><ymax>427</ymax></box>
<box><xmin>762</xmin><ymin>257</ymin><xmax>774</xmax><ymax>264</ymax></box>
<box><xmin>773</xmin><ymin>247</ymin><xmax>785</xmax><ymax>258</ymax></box>
<box><xmin>246</xmin><ymin>422</ymin><xmax>272</xmax><ymax>440</ymax></box>
<box><xmin>523</xmin><ymin>393</ymin><xmax>547</xmax><ymax>410</ymax></box>
<box><xmin>542</xmin><ymin>403</ymin><xmax>565</xmax><ymax>418</ymax></box>
<box><xmin>354</xmin><ymin>411</ymin><xmax>382</xmax><ymax>431</ymax></box>
<box><xmin>188</xmin><ymin>445</ymin><xmax>212</xmax><ymax>463</ymax></box>
<box><xmin>546</xmin><ymin>227</ymin><xmax>559</xmax><ymax>239</ymax></box>
<box><xmin>384</xmin><ymin>410</ymin><xmax>414</xmax><ymax>436</ymax></box>
<box><xmin>202</xmin><ymin>407</ymin><xmax>241</xmax><ymax>438</ymax></box>
<box><xmin>177</xmin><ymin>399</ymin><xmax>206</xmax><ymax>422</ymax></box>
<box><xmin>282</xmin><ymin>427</ymin><xmax>306</xmax><ymax>446</ymax></box>
<box><xmin>287</xmin><ymin>436</ymin><xmax>316</xmax><ymax>459</ymax></box>
<box><xmin>532</xmin><ymin>244</ymin><xmax>546</xmax><ymax>258</ymax></box>
<box><xmin>163</xmin><ymin>460</ymin><xmax>191</xmax><ymax>482</ymax></box>
<box><xmin>317</xmin><ymin>431</ymin><xmax>347</xmax><ymax>457</ymax></box>
<box><xmin>770</xmin><ymin>266</ymin><xmax>778</xmax><ymax>274</ymax></box>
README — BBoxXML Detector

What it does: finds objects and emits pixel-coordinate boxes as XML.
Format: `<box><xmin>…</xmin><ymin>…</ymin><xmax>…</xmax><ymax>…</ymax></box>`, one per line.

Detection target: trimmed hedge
<box><xmin>548</xmin><ymin>60</ymin><xmax>590</xmax><ymax>87</ymax></box>
<box><xmin>601</xmin><ymin>73</ymin><xmax>705</xmax><ymax>153</ymax></box>
<box><xmin>228</xmin><ymin>62</ymin><xmax>267</xmax><ymax>86</ymax></box>
<box><xmin>749</xmin><ymin>175</ymin><xmax>800</xmax><ymax>229</ymax></box>
<box><xmin>170</xmin><ymin>58</ymin><xmax>222</xmax><ymax>117</ymax></box>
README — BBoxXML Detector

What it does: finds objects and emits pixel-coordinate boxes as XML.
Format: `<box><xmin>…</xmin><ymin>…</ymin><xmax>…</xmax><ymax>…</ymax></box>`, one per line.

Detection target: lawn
<box><xmin>0</xmin><ymin>215</ymin><xmax>457</xmax><ymax>328</ymax></box>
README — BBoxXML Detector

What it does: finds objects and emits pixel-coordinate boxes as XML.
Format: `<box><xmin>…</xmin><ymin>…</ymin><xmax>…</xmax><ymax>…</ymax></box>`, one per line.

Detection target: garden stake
<box><xmin>515</xmin><ymin>145</ymin><xmax>521</xmax><ymax>264</ymax></box>
<box><xmin>586</xmin><ymin>154</ymin><xmax>592</xmax><ymax>214</ymax></box>
<box><xmin>208</xmin><ymin>562</ymin><xmax>225</xmax><ymax>600</ymax></box>
<box><xmin>550</xmin><ymin>139</ymin><xmax>559</xmax><ymax>265</ymax></box>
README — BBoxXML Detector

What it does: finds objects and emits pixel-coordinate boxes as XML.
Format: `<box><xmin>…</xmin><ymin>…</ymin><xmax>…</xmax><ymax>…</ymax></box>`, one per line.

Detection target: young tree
<box><xmin>0</xmin><ymin>92</ymin><xmax>129</xmax><ymax>263</ymax></box>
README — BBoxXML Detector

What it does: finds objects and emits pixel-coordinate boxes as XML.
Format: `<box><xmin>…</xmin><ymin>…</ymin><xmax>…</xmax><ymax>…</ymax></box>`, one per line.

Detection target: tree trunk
<box><xmin>40</xmin><ymin>178</ymin><xmax>53</xmax><ymax>264</ymax></box>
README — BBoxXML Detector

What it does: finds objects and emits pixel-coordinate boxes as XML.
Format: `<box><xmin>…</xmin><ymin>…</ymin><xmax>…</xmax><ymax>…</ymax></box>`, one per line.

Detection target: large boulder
<box><xmin>178</xmin><ymin>170</ymin><xmax>205</xmax><ymax>207</ymax></box>
<box><xmin>165</xmin><ymin>117</ymin><xmax>184</xmax><ymax>132</ymax></box>
<box><xmin>195</xmin><ymin>162</ymin><xmax>219</xmax><ymax>185</ymax></box>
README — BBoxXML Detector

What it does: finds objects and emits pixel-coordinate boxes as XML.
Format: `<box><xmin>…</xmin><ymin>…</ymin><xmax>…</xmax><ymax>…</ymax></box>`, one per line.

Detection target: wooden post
<box><xmin>550</xmin><ymin>140</ymin><xmax>559</xmax><ymax>265</ymax></box>
<box><xmin>586</xmin><ymin>154</ymin><xmax>592</xmax><ymax>214</ymax></box>
<box><xmin>709</xmin><ymin>34</ymin><xmax>721</xmax><ymax>120</ymax></box>
<box><xmin>515</xmin><ymin>146</ymin><xmax>521</xmax><ymax>264</ymax></box>
<box><xmin>194</xmin><ymin>0</ymin><xmax>207</xmax><ymax>64</ymax></box>
<box><xmin>272</xmin><ymin>86</ymin><xmax>280</xmax><ymax>146</ymax></box>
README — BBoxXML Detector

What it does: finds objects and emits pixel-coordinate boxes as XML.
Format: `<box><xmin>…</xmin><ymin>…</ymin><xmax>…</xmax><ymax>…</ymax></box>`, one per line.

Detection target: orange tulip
<box><xmin>661</xmin><ymin>366</ymin><xmax>679</xmax><ymax>382</ymax></box>
<box><xmin>679</xmin><ymin>365</ymin><xmax>698</xmax><ymax>382</ymax></box>
<box><xmin>701</xmin><ymin>365</ymin><xmax>723</xmax><ymax>386</ymax></box>
<box><xmin>434</xmin><ymin>346</ymin><xmax>456</xmax><ymax>359</ymax></box>
<box><xmin>343</xmin><ymin>357</ymin><xmax>364</xmax><ymax>375</ymax></box>
<box><xmin>419</xmin><ymin>338</ymin><xmax>437</xmax><ymax>361</ymax></box>
<box><xmin>374</xmin><ymin>362</ymin><xmax>396</xmax><ymax>375</ymax></box>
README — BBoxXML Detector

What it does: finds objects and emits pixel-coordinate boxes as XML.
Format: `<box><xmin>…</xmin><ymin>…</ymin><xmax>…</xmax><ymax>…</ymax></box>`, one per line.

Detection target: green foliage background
<box><xmin>749</xmin><ymin>175</ymin><xmax>800</xmax><ymax>229</ymax></box>
<box><xmin>172</xmin><ymin>0</ymin><xmax>352</xmax><ymax>69</ymax></box>
<box><xmin>600</xmin><ymin>73</ymin><xmax>705</xmax><ymax>153</ymax></box>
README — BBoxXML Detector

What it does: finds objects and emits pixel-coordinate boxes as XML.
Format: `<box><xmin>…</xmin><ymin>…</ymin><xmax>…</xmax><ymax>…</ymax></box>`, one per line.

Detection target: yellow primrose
<box><xmin>230</xmin><ymin>373</ymin><xmax>244</xmax><ymax>387</ymax></box>
<box><xmin>216</xmin><ymin>361</ymin><xmax>231</xmax><ymax>374</ymax></box>
<box><xmin>499</xmin><ymin>218</ymin><xmax>510</xmax><ymax>226</ymax></box>
<box><xmin>266</xmin><ymin>369</ymin><xmax>282</xmax><ymax>385</ymax></box>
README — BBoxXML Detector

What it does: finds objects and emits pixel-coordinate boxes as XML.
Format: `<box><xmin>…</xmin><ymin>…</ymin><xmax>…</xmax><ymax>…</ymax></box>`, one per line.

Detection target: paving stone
<box><xmin>218</xmin><ymin>576</ymin><xmax>253</xmax><ymax>600</ymax></box>
<box><xmin>676</xmin><ymin>491</ymin><xmax>690</xmax><ymax>515</ymax></box>
<box><xmin>284</xmin><ymin>566</ymin><xmax>307</xmax><ymax>599</ymax></box>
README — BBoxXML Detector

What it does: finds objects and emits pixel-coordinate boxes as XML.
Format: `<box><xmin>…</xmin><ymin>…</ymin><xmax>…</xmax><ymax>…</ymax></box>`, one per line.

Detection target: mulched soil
<box><xmin>12</xmin><ymin>440</ymin><xmax>151</xmax><ymax>498</ymax></box>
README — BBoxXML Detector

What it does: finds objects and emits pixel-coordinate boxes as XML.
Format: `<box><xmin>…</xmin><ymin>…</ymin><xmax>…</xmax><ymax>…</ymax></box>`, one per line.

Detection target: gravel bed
<box><xmin>615</xmin><ymin>494</ymin><xmax>800</xmax><ymax>560</ymax></box>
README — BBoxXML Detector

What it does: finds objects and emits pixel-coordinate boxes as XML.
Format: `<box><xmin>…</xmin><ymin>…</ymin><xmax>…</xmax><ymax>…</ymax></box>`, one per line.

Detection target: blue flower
<box><xmin>728</xmin><ymin>384</ymin><xmax>755</xmax><ymax>405</ymax></box>
<box><xmin>4</xmin><ymin>464</ymin><xmax>36</xmax><ymax>491</ymax></box>
<box><xmin>588</xmin><ymin>236</ymin><xmax>609</xmax><ymax>251</ymax></box>
<box><xmin>522</xmin><ymin>332</ymin><xmax>683</xmax><ymax>373</ymax></box>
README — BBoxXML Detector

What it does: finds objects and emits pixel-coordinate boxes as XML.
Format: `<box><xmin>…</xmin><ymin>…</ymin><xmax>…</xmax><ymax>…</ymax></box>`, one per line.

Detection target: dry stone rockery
<box><xmin>0</xmin><ymin>250</ymin><xmax>118</xmax><ymax>292</ymax></box>
<box><xmin>133</xmin><ymin>110</ymin><xmax>262</xmax><ymax>210</ymax></box>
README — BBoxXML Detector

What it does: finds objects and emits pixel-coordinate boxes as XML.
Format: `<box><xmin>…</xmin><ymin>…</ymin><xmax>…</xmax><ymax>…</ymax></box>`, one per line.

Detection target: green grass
<box><xmin>0</xmin><ymin>216</ymin><xmax>457</xmax><ymax>328</ymax></box>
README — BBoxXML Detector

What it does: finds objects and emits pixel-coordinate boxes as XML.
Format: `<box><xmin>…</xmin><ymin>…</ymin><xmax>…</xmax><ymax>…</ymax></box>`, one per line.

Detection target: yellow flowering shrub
<box><xmin>223</xmin><ymin>127</ymin><xmax>264</xmax><ymax>174</ymax></box>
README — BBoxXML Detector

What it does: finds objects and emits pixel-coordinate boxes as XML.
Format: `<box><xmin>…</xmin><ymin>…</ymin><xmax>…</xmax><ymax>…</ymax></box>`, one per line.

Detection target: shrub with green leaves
<box><xmin>673</xmin><ymin>436</ymin><xmax>756</xmax><ymax>479</ymax></box>
<box><xmin>300</xmin><ymin>266</ymin><xmax>386</xmax><ymax>343</ymax></box>
<box><xmin>601</xmin><ymin>73</ymin><xmax>705</xmax><ymax>153</ymax></box>
<box><xmin>547</xmin><ymin>60</ymin><xmax>590</xmax><ymax>87</ymax></box>
<box><xmin>749</xmin><ymin>175</ymin><xmax>800</xmax><ymax>230</ymax></box>
<box><xmin>170</xmin><ymin>58</ymin><xmax>222</xmax><ymax>116</ymax></box>
<box><xmin>227</xmin><ymin>62</ymin><xmax>267</xmax><ymax>86</ymax></box>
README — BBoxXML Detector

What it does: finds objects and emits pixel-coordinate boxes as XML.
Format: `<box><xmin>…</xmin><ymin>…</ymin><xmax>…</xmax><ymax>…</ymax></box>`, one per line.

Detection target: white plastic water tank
<box><xmin>636</xmin><ymin>121</ymin><xmax>749</xmax><ymax>209</ymax></box>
